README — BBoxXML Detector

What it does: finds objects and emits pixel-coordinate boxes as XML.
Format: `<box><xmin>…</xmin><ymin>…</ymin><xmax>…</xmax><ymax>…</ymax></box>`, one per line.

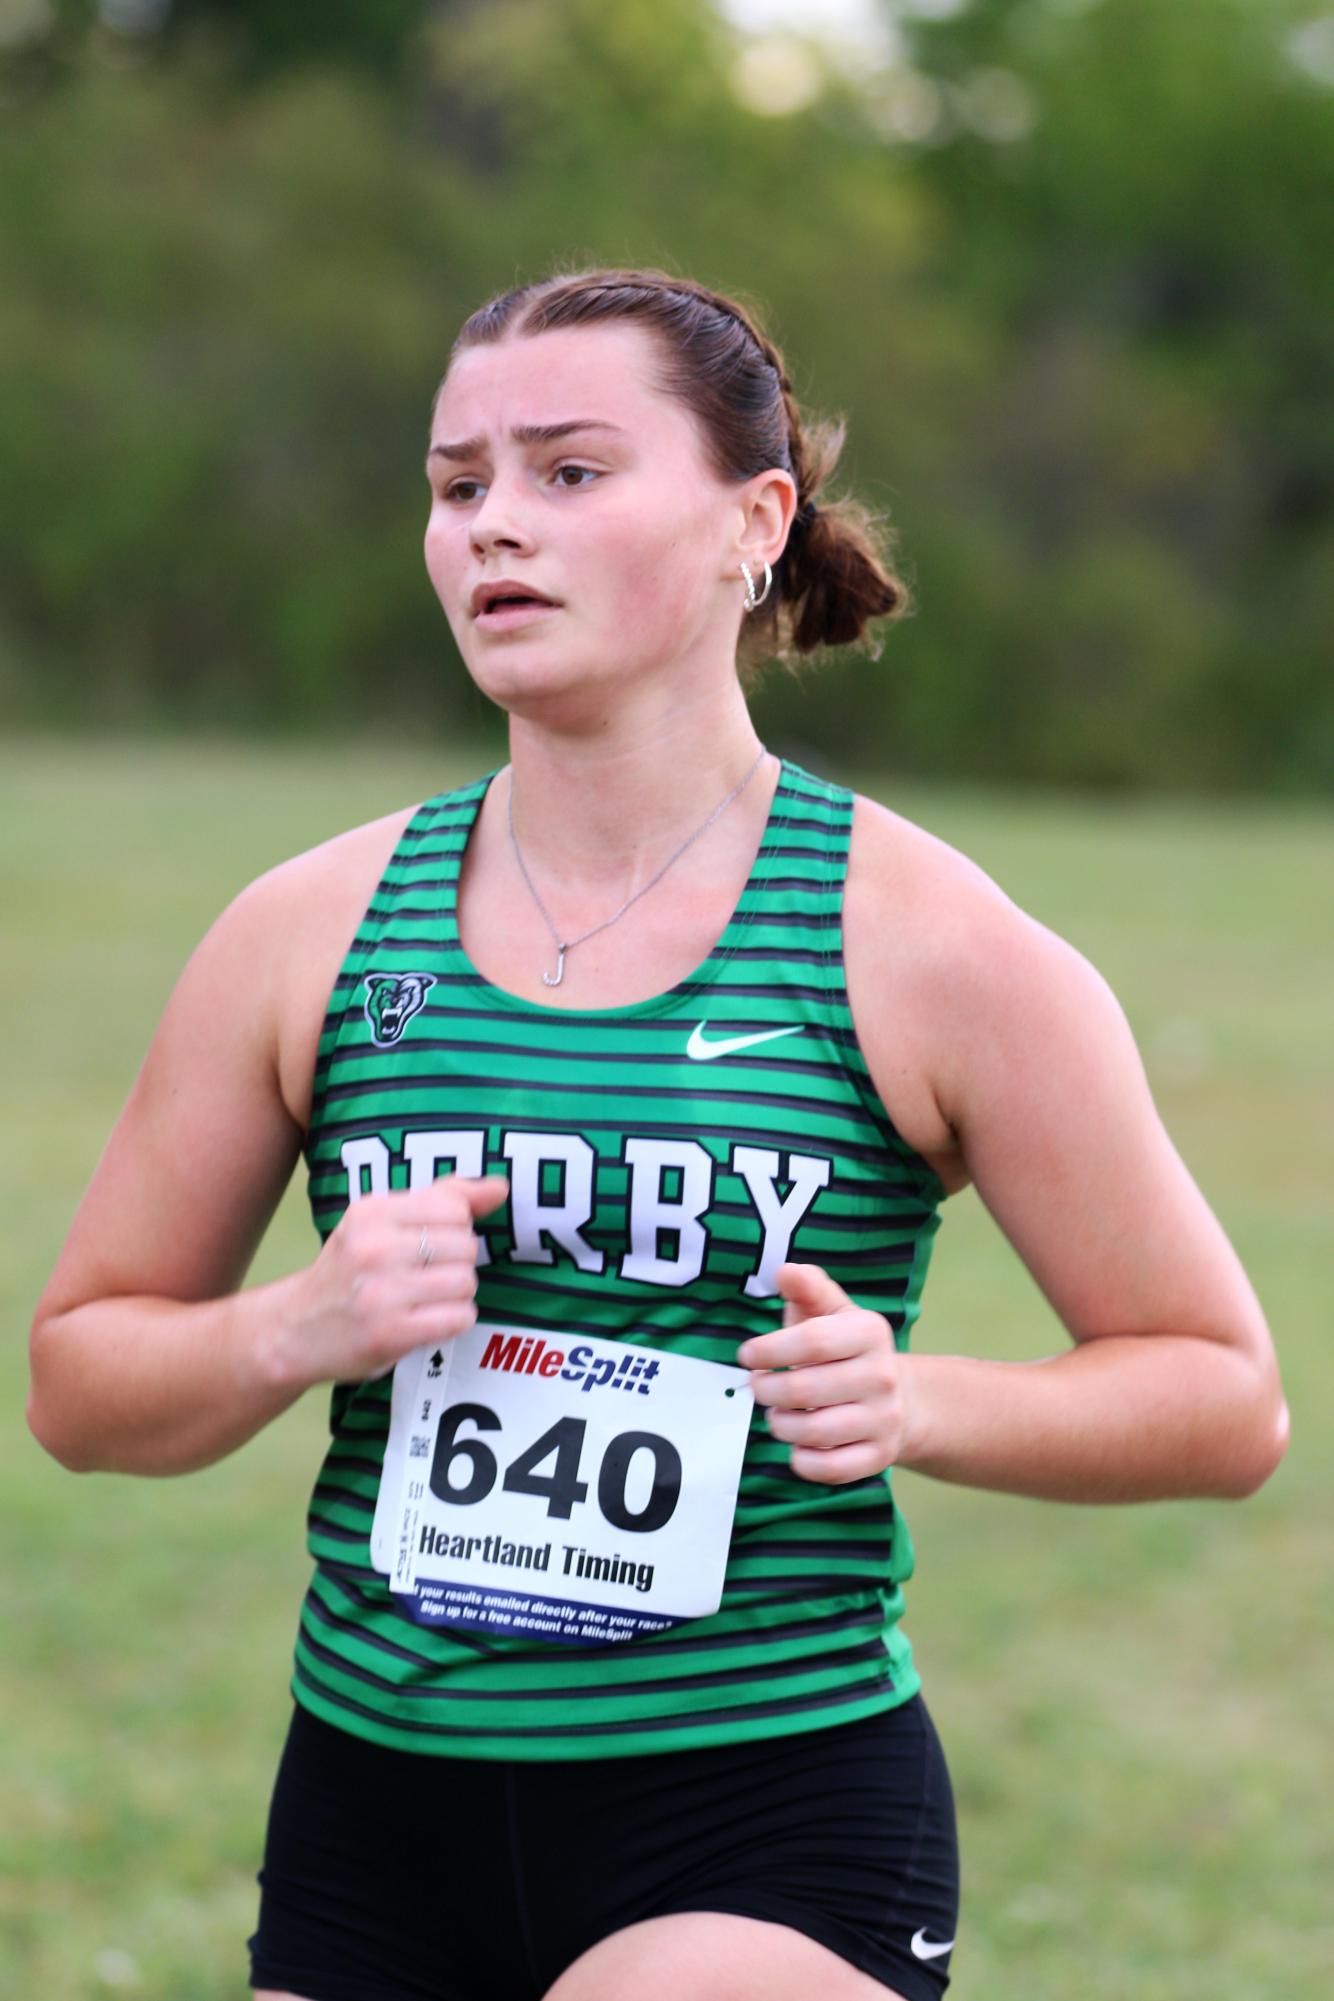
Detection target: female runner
<box><xmin>28</xmin><ymin>267</ymin><xmax>1288</xmax><ymax>2001</ymax></box>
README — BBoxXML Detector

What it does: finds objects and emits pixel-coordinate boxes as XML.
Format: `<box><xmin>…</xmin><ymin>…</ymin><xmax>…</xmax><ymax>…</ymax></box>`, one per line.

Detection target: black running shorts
<box><xmin>248</xmin><ymin>1696</ymin><xmax>960</xmax><ymax>2000</ymax></box>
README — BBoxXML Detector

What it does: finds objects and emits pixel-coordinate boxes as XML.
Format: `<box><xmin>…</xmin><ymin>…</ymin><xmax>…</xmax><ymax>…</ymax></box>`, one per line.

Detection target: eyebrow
<box><xmin>427</xmin><ymin>419</ymin><xmax>629</xmax><ymax>464</ymax></box>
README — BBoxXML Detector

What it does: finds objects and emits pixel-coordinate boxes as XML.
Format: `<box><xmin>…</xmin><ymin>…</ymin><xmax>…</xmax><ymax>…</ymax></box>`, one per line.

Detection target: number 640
<box><xmin>430</xmin><ymin>1402</ymin><xmax>682</xmax><ymax>1533</ymax></box>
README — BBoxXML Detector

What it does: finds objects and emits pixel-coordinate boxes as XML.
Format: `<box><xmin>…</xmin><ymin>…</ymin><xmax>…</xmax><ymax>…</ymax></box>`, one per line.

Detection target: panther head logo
<box><xmin>363</xmin><ymin>972</ymin><xmax>437</xmax><ymax>1048</ymax></box>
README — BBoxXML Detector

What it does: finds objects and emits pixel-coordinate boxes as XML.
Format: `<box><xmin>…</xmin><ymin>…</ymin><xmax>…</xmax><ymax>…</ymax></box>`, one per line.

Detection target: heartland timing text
<box><xmin>416</xmin><ymin>1525</ymin><xmax>654</xmax><ymax>1594</ymax></box>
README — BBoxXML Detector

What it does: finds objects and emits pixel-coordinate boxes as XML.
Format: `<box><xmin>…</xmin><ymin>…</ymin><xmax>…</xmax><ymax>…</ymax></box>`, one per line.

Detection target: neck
<box><xmin>503</xmin><ymin>682</ymin><xmax>769</xmax><ymax>893</ymax></box>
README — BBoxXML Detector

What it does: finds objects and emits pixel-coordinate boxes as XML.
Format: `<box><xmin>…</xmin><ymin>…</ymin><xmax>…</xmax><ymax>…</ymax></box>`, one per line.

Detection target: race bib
<box><xmin>370</xmin><ymin>1323</ymin><xmax>753</xmax><ymax>1646</ymax></box>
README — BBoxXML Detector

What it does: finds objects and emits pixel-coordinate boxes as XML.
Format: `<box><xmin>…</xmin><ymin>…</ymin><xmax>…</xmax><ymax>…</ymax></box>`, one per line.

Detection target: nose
<box><xmin>469</xmin><ymin>467</ymin><xmax>536</xmax><ymax>558</ymax></box>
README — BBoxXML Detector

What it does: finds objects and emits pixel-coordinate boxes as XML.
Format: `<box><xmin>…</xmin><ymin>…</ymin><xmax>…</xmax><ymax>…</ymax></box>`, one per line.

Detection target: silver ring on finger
<box><xmin>418</xmin><ymin>1228</ymin><xmax>434</xmax><ymax>1267</ymax></box>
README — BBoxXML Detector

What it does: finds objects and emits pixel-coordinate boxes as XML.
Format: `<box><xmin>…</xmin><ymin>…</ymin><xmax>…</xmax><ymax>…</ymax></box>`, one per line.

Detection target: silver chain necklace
<box><xmin>506</xmin><ymin>744</ymin><xmax>769</xmax><ymax>987</ymax></box>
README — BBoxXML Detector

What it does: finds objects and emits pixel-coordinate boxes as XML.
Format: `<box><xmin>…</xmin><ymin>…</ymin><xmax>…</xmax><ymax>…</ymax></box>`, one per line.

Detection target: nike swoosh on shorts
<box><xmin>910</xmin><ymin>1928</ymin><xmax>955</xmax><ymax>1962</ymax></box>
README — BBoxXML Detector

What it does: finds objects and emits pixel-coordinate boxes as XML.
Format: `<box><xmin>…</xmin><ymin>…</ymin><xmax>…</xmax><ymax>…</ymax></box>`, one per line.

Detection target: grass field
<box><xmin>3</xmin><ymin>736</ymin><xmax>1331</xmax><ymax>2000</ymax></box>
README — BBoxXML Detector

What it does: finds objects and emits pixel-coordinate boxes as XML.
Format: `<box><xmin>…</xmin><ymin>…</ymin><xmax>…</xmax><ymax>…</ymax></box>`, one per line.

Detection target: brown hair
<box><xmin>444</xmin><ymin>264</ymin><xmax>910</xmax><ymax>680</ymax></box>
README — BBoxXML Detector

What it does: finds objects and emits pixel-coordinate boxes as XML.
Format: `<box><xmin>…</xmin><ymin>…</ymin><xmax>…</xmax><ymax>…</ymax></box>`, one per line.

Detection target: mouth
<box><xmin>474</xmin><ymin>594</ymin><xmax>561</xmax><ymax>631</ymax></box>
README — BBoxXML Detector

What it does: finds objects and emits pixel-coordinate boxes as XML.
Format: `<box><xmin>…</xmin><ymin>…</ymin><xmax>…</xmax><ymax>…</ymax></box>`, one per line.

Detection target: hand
<box><xmin>277</xmin><ymin>1175</ymin><xmax>509</xmax><ymax>1389</ymax></box>
<box><xmin>736</xmin><ymin>1262</ymin><xmax>913</xmax><ymax>1485</ymax></box>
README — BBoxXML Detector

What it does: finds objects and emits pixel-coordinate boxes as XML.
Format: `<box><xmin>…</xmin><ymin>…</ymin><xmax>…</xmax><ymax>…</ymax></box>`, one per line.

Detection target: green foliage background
<box><xmin>2</xmin><ymin>0</ymin><xmax>1330</xmax><ymax>789</ymax></box>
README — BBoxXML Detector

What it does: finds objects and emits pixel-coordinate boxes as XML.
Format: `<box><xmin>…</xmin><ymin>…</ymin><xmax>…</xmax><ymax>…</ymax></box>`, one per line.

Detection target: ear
<box><xmin>730</xmin><ymin>469</ymin><xmax>796</xmax><ymax>579</ymax></box>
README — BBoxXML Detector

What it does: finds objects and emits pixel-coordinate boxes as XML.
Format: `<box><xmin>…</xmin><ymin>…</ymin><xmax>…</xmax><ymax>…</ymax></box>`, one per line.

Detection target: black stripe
<box><xmin>303</xmin><ymin>1530</ymin><xmax>895</xmax><ymax>1597</ymax></box>
<box><xmin>314</xmin><ymin>1093</ymin><xmax>867</xmax><ymax>1153</ymax></box>
<box><xmin>715</xmin><ymin>945</ymin><xmax>831</xmax><ymax>965</ymax></box>
<box><xmin>731</xmin><ymin>1538</ymin><xmax>892</xmax><ymax>1562</ymax></box>
<box><xmin>739</xmin><ymin>1497</ymin><xmax>897</xmax><ymax>1526</ymax></box>
<box><xmin>740</xmin><ymin>1467</ymin><xmax>895</xmax><ymax>1496</ymax></box>
<box><xmin>741</xmin><ymin>887</ymin><xmax>838</xmax><ymax>903</ymax></box>
<box><xmin>321</xmin><ymin>976</ymin><xmax>842</xmax><ymax>1009</ymax></box>
<box><xmin>297</xmin><ymin>1618</ymin><xmax>887</xmax><ymax>1703</ymax></box>
<box><xmin>749</xmin><ymin>843</ymin><xmax>839</xmax><ymax>860</ymax></box>
<box><xmin>302</xmin><ymin>1586</ymin><xmax>504</xmax><ymax>1666</ymax></box>
<box><xmin>309</xmin><ymin>1482</ymin><xmax>375</xmax><ymax>1515</ymax></box>
<box><xmin>331</xmin><ymin>1397</ymin><xmax>392</xmax><ymax>1425</ymax></box>
<box><xmin>812</xmin><ymin>1239</ymin><xmax>921</xmax><ymax>1268</ymax></box>
<box><xmin>361</xmin><ymin>882</ymin><xmax>453</xmax><ymax>908</ymax></box>
<box><xmin>366</xmin><ymin>887</ymin><xmax>833</xmax><ymax>919</ymax></box>
<box><xmin>303</xmin><ymin>1229</ymin><xmax>924</xmax><ymax>1321</ymax></box>
<box><xmin>317</xmin><ymin>1001</ymin><xmax>865</xmax><ymax>1049</ymax></box>
<box><xmin>446</xmin><ymin>1266</ymin><xmax>907</xmax><ymax>1318</ymax></box>
<box><xmin>317</xmin><ymin>1072</ymin><xmax>876</xmax><ymax>1122</ymax></box>
<box><xmin>307</xmin><ymin>1108</ymin><xmax>933</xmax><ymax>1176</ymax></box>
<box><xmin>399</xmin><ymin>808</ymin><xmax>476</xmax><ymax>824</ymax></box>
<box><xmin>322</xmin><ymin>1036</ymin><xmax>847</xmax><ymax>1074</ymax></box>
<box><xmin>305</xmin><ymin>1152</ymin><xmax>927</xmax><ymax>1206</ymax></box>
<box><xmin>706</xmin><ymin>1201</ymin><xmax>923</xmax><ymax>1235</ymax></box>
<box><xmin>763</xmin><ymin>813</ymin><xmax>844</xmax><ymax>836</ymax></box>
<box><xmin>292</xmin><ymin>1658</ymin><xmax>895</xmax><ymax>1740</ymax></box>
<box><xmin>312</xmin><ymin>1039</ymin><xmax>869</xmax><ymax>1089</ymax></box>
<box><xmin>307</xmin><ymin>1514</ymin><xmax>374</xmax><ymax>1547</ymax></box>
<box><xmin>722</xmin><ymin>1571</ymin><xmax>892</xmax><ymax>1596</ymax></box>
<box><xmin>319</xmin><ymin>1446</ymin><xmax>385</xmax><ymax>1476</ymax></box>
<box><xmin>313</xmin><ymin>1569</ymin><xmax>885</xmax><ymax>1662</ymax></box>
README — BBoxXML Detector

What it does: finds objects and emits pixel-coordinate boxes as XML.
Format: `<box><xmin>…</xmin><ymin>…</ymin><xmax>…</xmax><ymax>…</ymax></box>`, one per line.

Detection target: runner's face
<box><xmin>424</xmin><ymin>324</ymin><xmax>742</xmax><ymax>716</ymax></box>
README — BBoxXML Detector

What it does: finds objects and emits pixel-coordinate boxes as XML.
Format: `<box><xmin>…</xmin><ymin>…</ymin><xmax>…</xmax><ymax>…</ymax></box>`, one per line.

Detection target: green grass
<box><xmin>3</xmin><ymin>736</ymin><xmax>1330</xmax><ymax>1999</ymax></box>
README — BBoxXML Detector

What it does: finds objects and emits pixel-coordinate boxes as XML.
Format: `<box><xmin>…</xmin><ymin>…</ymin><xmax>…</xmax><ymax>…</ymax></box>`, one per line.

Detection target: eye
<box><xmin>439</xmin><ymin>463</ymin><xmax>601</xmax><ymax>504</ymax></box>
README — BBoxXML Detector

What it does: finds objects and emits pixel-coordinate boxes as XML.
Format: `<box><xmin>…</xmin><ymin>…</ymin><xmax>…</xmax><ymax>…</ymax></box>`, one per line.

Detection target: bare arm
<box><xmin>900</xmin><ymin>900</ymin><xmax>1288</xmax><ymax>1499</ymax></box>
<box><xmin>27</xmin><ymin>819</ymin><xmax>505</xmax><ymax>1477</ymax></box>
<box><xmin>740</xmin><ymin>804</ymin><xmax>1290</xmax><ymax>1501</ymax></box>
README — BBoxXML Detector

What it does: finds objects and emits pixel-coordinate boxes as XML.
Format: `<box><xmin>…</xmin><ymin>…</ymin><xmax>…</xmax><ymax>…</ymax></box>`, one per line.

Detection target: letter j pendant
<box><xmin>542</xmin><ymin>944</ymin><xmax>567</xmax><ymax>988</ymax></box>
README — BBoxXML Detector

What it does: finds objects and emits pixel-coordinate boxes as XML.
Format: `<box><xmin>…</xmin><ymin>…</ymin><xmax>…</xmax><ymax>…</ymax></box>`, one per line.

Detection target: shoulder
<box><xmin>846</xmin><ymin>788</ymin><xmax>1101</xmax><ymax>978</ymax></box>
<box><xmin>843</xmin><ymin>791</ymin><xmax>1133</xmax><ymax>1187</ymax></box>
<box><xmin>237</xmin><ymin>800</ymin><xmax>422</xmax><ymax>920</ymax></box>
<box><xmin>209</xmin><ymin>801</ymin><xmax>422</xmax><ymax>965</ymax></box>
<box><xmin>845</xmin><ymin>789</ymin><xmax>1010</xmax><ymax>933</ymax></box>
<box><xmin>181</xmin><ymin>801</ymin><xmax>426</xmax><ymax>1129</ymax></box>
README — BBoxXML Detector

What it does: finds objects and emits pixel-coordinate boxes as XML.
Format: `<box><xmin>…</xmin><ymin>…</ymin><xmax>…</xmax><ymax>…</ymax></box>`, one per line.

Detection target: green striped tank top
<box><xmin>295</xmin><ymin>760</ymin><xmax>946</xmax><ymax>1759</ymax></box>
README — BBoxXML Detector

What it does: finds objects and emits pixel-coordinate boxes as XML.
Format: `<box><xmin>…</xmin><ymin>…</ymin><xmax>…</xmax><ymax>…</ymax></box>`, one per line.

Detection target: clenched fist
<box><xmin>737</xmin><ymin>1261</ymin><xmax>916</xmax><ymax>1485</ymax></box>
<box><xmin>277</xmin><ymin>1175</ymin><xmax>509</xmax><ymax>1389</ymax></box>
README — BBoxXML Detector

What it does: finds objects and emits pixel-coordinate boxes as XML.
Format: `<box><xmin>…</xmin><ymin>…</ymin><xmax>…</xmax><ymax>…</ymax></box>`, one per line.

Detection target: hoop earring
<box><xmin>741</xmin><ymin>560</ymin><xmax>773</xmax><ymax>612</ymax></box>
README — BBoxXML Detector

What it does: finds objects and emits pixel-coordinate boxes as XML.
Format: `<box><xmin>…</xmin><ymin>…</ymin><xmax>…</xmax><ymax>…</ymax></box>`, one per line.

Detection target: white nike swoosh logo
<box><xmin>685</xmin><ymin>1023</ymin><xmax>804</xmax><ymax>1062</ymax></box>
<box><xmin>910</xmin><ymin>1929</ymin><xmax>955</xmax><ymax>1962</ymax></box>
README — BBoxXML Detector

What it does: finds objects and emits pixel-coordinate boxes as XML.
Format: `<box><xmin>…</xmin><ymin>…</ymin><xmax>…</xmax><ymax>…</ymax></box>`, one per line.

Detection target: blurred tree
<box><xmin>0</xmin><ymin>0</ymin><xmax>1328</xmax><ymax>790</ymax></box>
<box><xmin>1</xmin><ymin>0</ymin><xmax>438</xmax><ymax>89</ymax></box>
<box><xmin>874</xmin><ymin>0</ymin><xmax>1334</xmax><ymax>786</ymax></box>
